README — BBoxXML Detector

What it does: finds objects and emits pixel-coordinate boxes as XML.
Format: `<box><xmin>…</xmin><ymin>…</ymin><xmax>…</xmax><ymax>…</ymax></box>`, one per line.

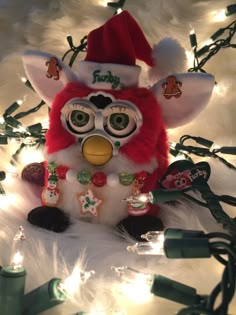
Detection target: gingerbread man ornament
<box><xmin>162</xmin><ymin>75</ymin><xmax>182</xmax><ymax>99</ymax></box>
<box><xmin>45</xmin><ymin>57</ymin><xmax>62</xmax><ymax>80</ymax></box>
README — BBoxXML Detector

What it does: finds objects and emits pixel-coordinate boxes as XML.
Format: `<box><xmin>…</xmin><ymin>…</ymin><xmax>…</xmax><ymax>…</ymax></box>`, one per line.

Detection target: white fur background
<box><xmin>0</xmin><ymin>0</ymin><xmax>236</xmax><ymax>314</ymax></box>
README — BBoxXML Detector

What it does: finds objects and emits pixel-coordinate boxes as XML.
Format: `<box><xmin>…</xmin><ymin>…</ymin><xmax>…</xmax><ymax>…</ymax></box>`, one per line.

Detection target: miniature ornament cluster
<box><xmin>22</xmin><ymin>10</ymin><xmax>214</xmax><ymax>238</ymax></box>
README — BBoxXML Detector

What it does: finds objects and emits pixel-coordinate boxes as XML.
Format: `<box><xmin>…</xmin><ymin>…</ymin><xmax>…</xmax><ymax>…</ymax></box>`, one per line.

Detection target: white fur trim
<box><xmin>77</xmin><ymin>61</ymin><xmax>141</xmax><ymax>90</ymax></box>
<box><xmin>149</xmin><ymin>37</ymin><xmax>187</xmax><ymax>82</ymax></box>
<box><xmin>151</xmin><ymin>72</ymin><xmax>215</xmax><ymax>128</ymax></box>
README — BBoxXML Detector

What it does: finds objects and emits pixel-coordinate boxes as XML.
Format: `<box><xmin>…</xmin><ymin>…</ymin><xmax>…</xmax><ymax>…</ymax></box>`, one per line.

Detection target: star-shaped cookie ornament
<box><xmin>78</xmin><ymin>189</ymin><xmax>103</xmax><ymax>217</ymax></box>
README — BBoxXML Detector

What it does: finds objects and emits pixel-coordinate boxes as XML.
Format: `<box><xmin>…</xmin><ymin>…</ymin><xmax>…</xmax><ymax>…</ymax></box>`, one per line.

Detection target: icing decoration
<box><xmin>45</xmin><ymin>57</ymin><xmax>62</xmax><ymax>80</ymax></box>
<box><xmin>160</xmin><ymin>160</ymin><xmax>211</xmax><ymax>189</ymax></box>
<box><xmin>78</xmin><ymin>189</ymin><xmax>103</xmax><ymax>217</ymax></box>
<box><xmin>162</xmin><ymin>75</ymin><xmax>182</xmax><ymax>99</ymax></box>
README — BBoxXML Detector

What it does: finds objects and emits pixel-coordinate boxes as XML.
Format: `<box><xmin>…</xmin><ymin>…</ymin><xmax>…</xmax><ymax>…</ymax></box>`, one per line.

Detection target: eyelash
<box><xmin>104</xmin><ymin>106</ymin><xmax>136</xmax><ymax>119</ymax></box>
<box><xmin>64</xmin><ymin>104</ymin><xmax>94</xmax><ymax>119</ymax></box>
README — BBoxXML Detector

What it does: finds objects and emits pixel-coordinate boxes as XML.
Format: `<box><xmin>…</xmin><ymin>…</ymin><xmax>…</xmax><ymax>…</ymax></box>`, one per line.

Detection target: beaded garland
<box><xmin>44</xmin><ymin>162</ymin><xmax>150</xmax><ymax>217</ymax></box>
<box><xmin>54</xmin><ymin>164</ymin><xmax>148</xmax><ymax>188</ymax></box>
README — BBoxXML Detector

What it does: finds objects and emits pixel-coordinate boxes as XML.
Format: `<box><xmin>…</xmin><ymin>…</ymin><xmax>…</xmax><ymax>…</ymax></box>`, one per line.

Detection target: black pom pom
<box><xmin>28</xmin><ymin>206</ymin><xmax>71</xmax><ymax>232</ymax></box>
<box><xmin>117</xmin><ymin>215</ymin><xmax>164</xmax><ymax>241</ymax></box>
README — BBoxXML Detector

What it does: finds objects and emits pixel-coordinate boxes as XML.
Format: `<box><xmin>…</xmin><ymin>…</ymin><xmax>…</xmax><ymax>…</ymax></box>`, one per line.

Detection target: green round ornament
<box><xmin>77</xmin><ymin>170</ymin><xmax>92</xmax><ymax>185</ymax></box>
<box><xmin>119</xmin><ymin>173</ymin><xmax>134</xmax><ymax>186</ymax></box>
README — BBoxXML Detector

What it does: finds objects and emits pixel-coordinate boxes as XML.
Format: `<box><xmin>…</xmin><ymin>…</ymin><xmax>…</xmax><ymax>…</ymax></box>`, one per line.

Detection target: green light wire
<box><xmin>189</xmin><ymin>19</ymin><xmax>236</xmax><ymax>74</ymax></box>
<box><xmin>170</xmin><ymin>135</ymin><xmax>236</xmax><ymax>171</ymax></box>
<box><xmin>13</xmin><ymin>100</ymin><xmax>45</xmax><ymax>120</ymax></box>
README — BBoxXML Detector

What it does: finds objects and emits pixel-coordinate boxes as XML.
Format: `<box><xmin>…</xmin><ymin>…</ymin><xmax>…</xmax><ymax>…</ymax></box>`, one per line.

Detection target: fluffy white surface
<box><xmin>0</xmin><ymin>1</ymin><xmax>236</xmax><ymax>314</ymax></box>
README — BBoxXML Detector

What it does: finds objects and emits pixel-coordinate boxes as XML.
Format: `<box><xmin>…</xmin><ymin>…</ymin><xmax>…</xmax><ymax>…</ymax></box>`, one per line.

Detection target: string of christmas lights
<box><xmin>124</xmin><ymin>228</ymin><xmax>236</xmax><ymax>315</ymax></box>
<box><xmin>188</xmin><ymin>3</ymin><xmax>236</xmax><ymax>74</ymax></box>
<box><xmin>170</xmin><ymin>135</ymin><xmax>236</xmax><ymax>171</ymax></box>
<box><xmin>0</xmin><ymin>227</ymin><xmax>94</xmax><ymax>315</ymax></box>
<box><xmin>0</xmin><ymin>2</ymin><xmax>234</xmax><ymax>163</ymax></box>
<box><xmin>0</xmin><ymin>0</ymin><xmax>126</xmax><ymax>163</ymax></box>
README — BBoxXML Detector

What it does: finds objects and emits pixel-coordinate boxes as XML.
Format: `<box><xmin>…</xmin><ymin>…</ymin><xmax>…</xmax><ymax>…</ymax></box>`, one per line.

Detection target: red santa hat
<box><xmin>77</xmin><ymin>10</ymin><xmax>154</xmax><ymax>90</ymax></box>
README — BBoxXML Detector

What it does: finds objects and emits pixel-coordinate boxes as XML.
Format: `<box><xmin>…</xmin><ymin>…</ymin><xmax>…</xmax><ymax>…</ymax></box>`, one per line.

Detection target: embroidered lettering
<box><xmin>92</xmin><ymin>70</ymin><xmax>121</xmax><ymax>89</ymax></box>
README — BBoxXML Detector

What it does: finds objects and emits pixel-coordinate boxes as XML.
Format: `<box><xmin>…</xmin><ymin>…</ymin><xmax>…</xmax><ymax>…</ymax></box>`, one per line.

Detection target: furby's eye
<box><xmin>68</xmin><ymin>110</ymin><xmax>95</xmax><ymax>133</ymax></box>
<box><xmin>61</xmin><ymin>99</ymin><xmax>96</xmax><ymax>135</ymax></box>
<box><xmin>70</xmin><ymin>110</ymin><xmax>89</xmax><ymax>127</ymax></box>
<box><xmin>110</xmin><ymin>113</ymin><xmax>130</xmax><ymax>130</ymax></box>
<box><xmin>104</xmin><ymin>106</ymin><xmax>137</xmax><ymax>138</ymax></box>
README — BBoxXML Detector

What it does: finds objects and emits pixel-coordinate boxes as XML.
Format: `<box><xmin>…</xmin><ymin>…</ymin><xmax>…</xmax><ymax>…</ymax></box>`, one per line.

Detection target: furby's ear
<box><xmin>150</xmin><ymin>72</ymin><xmax>215</xmax><ymax>129</ymax></box>
<box><xmin>22</xmin><ymin>50</ymin><xmax>78</xmax><ymax>107</ymax></box>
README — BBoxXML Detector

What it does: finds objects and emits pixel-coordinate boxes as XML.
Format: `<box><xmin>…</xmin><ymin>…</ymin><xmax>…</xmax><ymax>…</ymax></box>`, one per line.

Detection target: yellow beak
<box><xmin>82</xmin><ymin>135</ymin><xmax>113</xmax><ymax>166</ymax></box>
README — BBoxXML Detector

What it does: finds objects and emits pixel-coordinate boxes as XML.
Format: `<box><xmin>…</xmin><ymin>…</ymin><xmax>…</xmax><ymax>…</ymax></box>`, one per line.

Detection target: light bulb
<box><xmin>0</xmin><ymin>116</ymin><xmax>5</xmax><ymax>124</ymax></box>
<box><xmin>98</xmin><ymin>0</ymin><xmax>108</xmax><ymax>6</ymax></box>
<box><xmin>141</xmin><ymin>231</ymin><xmax>165</xmax><ymax>243</ymax></box>
<box><xmin>111</xmin><ymin>266</ymin><xmax>152</xmax><ymax>303</ymax></box>
<box><xmin>13</xmin><ymin>226</ymin><xmax>26</xmax><ymax>241</ymax></box>
<box><xmin>10</xmin><ymin>226</ymin><xmax>26</xmax><ymax>270</ymax></box>
<box><xmin>11</xmin><ymin>251</ymin><xmax>24</xmax><ymax>270</ymax></box>
<box><xmin>58</xmin><ymin>267</ymin><xmax>95</xmax><ymax>296</ymax></box>
<box><xmin>122</xmin><ymin>193</ymin><xmax>151</xmax><ymax>204</ymax></box>
<box><xmin>127</xmin><ymin>241</ymin><xmax>164</xmax><ymax>255</ymax></box>
<box><xmin>17</xmin><ymin>99</ymin><xmax>23</xmax><ymax>106</ymax></box>
<box><xmin>211</xmin><ymin>9</ymin><xmax>226</xmax><ymax>22</ymax></box>
<box><xmin>21</xmin><ymin>77</ymin><xmax>27</xmax><ymax>83</ymax></box>
<box><xmin>111</xmin><ymin>266</ymin><xmax>152</xmax><ymax>286</ymax></box>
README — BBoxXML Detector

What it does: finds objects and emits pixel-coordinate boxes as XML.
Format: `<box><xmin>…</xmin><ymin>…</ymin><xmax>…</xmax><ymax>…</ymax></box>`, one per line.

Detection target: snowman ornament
<box><xmin>22</xmin><ymin>11</ymin><xmax>214</xmax><ymax>239</ymax></box>
<box><xmin>42</xmin><ymin>173</ymin><xmax>61</xmax><ymax>207</ymax></box>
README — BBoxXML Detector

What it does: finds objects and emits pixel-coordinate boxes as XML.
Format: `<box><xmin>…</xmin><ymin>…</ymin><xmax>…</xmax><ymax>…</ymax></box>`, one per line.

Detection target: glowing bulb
<box><xmin>112</xmin><ymin>266</ymin><xmax>152</xmax><ymax>304</ymax></box>
<box><xmin>122</xmin><ymin>193</ymin><xmax>150</xmax><ymax>204</ymax></box>
<box><xmin>211</xmin><ymin>9</ymin><xmax>226</xmax><ymax>22</ymax></box>
<box><xmin>13</xmin><ymin>226</ymin><xmax>26</xmax><ymax>241</ymax></box>
<box><xmin>58</xmin><ymin>267</ymin><xmax>95</xmax><ymax>296</ymax></box>
<box><xmin>112</xmin><ymin>266</ymin><xmax>152</xmax><ymax>284</ymax></box>
<box><xmin>210</xmin><ymin>143</ymin><xmax>221</xmax><ymax>152</ymax></box>
<box><xmin>0</xmin><ymin>116</ymin><xmax>5</xmax><ymax>124</ymax></box>
<box><xmin>21</xmin><ymin>77</ymin><xmax>27</xmax><ymax>83</ymax></box>
<box><xmin>17</xmin><ymin>99</ymin><xmax>23</xmax><ymax>106</ymax></box>
<box><xmin>189</xmin><ymin>27</ymin><xmax>195</xmax><ymax>35</ymax></box>
<box><xmin>141</xmin><ymin>231</ymin><xmax>165</xmax><ymax>243</ymax></box>
<box><xmin>41</xmin><ymin>121</ymin><xmax>49</xmax><ymax>129</ymax></box>
<box><xmin>213</xmin><ymin>83</ymin><xmax>228</xmax><ymax>96</ymax></box>
<box><xmin>127</xmin><ymin>241</ymin><xmax>164</xmax><ymax>255</ymax></box>
<box><xmin>98</xmin><ymin>0</ymin><xmax>108</xmax><ymax>6</ymax></box>
<box><xmin>11</xmin><ymin>251</ymin><xmax>24</xmax><ymax>270</ymax></box>
<box><xmin>19</xmin><ymin>147</ymin><xmax>44</xmax><ymax>164</ymax></box>
<box><xmin>10</xmin><ymin>226</ymin><xmax>26</xmax><ymax>270</ymax></box>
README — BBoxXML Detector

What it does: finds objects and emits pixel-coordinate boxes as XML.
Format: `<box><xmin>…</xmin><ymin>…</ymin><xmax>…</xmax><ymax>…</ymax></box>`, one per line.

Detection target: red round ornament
<box><xmin>92</xmin><ymin>172</ymin><xmax>107</xmax><ymax>187</ymax></box>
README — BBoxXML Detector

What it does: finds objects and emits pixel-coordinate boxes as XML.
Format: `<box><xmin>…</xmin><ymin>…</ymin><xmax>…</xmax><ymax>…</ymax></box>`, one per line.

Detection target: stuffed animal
<box><xmin>22</xmin><ymin>11</ymin><xmax>214</xmax><ymax>239</ymax></box>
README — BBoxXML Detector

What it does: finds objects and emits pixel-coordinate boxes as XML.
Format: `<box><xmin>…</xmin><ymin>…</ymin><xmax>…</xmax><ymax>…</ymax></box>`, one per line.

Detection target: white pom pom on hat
<box><xmin>149</xmin><ymin>37</ymin><xmax>187</xmax><ymax>82</ymax></box>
